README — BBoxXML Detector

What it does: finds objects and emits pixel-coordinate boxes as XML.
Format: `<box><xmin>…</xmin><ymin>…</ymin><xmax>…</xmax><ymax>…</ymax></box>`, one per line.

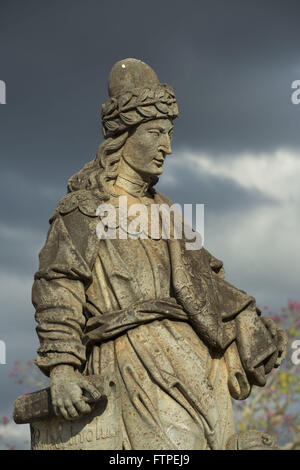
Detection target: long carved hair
<box><xmin>67</xmin><ymin>129</ymin><xmax>158</xmax><ymax>200</ymax></box>
<box><xmin>67</xmin><ymin>132</ymin><xmax>129</xmax><ymax>201</ymax></box>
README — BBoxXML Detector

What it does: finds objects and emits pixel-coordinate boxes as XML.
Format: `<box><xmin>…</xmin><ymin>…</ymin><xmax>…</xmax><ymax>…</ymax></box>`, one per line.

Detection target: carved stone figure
<box><xmin>14</xmin><ymin>58</ymin><xmax>287</xmax><ymax>450</ymax></box>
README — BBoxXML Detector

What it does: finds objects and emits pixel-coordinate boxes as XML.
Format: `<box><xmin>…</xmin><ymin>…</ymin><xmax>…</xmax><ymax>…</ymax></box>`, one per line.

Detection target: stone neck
<box><xmin>115</xmin><ymin>173</ymin><xmax>151</xmax><ymax>197</ymax></box>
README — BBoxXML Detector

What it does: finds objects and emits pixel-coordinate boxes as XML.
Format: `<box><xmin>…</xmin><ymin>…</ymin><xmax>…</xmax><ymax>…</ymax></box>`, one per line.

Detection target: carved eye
<box><xmin>148</xmin><ymin>129</ymin><xmax>160</xmax><ymax>136</ymax></box>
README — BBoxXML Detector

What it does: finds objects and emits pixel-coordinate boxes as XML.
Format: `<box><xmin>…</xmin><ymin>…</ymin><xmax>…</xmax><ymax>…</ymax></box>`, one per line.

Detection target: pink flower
<box><xmin>13</xmin><ymin>364</ymin><xmax>20</xmax><ymax>372</ymax></box>
<box><xmin>269</xmin><ymin>314</ymin><xmax>284</xmax><ymax>324</ymax></box>
<box><xmin>267</xmin><ymin>412</ymin><xmax>275</xmax><ymax>418</ymax></box>
<box><xmin>1</xmin><ymin>416</ymin><xmax>9</xmax><ymax>425</ymax></box>
<box><xmin>288</xmin><ymin>299</ymin><xmax>300</xmax><ymax>311</ymax></box>
<box><xmin>23</xmin><ymin>389</ymin><xmax>30</xmax><ymax>395</ymax></box>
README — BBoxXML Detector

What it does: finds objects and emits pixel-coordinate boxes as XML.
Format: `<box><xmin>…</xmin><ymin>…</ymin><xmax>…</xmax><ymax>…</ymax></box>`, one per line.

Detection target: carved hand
<box><xmin>50</xmin><ymin>365</ymin><xmax>101</xmax><ymax>421</ymax></box>
<box><xmin>261</xmin><ymin>317</ymin><xmax>287</xmax><ymax>373</ymax></box>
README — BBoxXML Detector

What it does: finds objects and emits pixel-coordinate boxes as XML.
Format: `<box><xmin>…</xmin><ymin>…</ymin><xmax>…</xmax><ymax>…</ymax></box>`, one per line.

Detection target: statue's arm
<box><xmin>32</xmin><ymin>212</ymin><xmax>103</xmax><ymax>419</ymax></box>
<box><xmin>32</xmin><ymin>213</ymin><xmax>91</xmax><ymax>377</ymax></box>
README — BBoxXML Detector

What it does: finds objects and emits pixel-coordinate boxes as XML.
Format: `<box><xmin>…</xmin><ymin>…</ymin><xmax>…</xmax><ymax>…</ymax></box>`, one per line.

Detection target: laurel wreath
<box><xmin>101</xmin><ymin>84</ymin><xmax>178</xmax><ymax>137</ymax></box>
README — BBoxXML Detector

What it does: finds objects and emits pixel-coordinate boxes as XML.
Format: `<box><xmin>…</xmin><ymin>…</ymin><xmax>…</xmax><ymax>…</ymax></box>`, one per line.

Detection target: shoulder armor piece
<box><xmin>50</xmin><ymin>189</ymin><xmax>106</xmax><ymax>221</ymax></box>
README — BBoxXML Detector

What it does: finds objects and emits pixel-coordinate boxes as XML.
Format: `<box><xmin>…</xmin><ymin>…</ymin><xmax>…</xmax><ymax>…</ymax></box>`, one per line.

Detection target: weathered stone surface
<box><xmin>13</xmin><ymin>58</ymin><xmax>287</xmax><ymax>450</ymax></box>
<box><xmin>30</xmin><ymin>397</ymin><xmax>117</xmax><ymax>450</ymax></box>
<box><xmin>13</xmin><ymin>375</ymin><xmax>104</xmax><ymax>424</ymax></box>
<box><xmin>225</xmin><ymin>430</ymin><xmax>278</xmax><ymax>450</ymax></box>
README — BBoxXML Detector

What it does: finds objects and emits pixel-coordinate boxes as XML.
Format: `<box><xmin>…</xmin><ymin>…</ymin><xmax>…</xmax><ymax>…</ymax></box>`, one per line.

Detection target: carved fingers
<box><xmin>261</xmin><ymin>317</ymin><xmax>288</xmax><ymax>371</ymax></box>
<box><xmin>64</xmin><ymin>400</ymin><xmax>80</xmax><ymax>419</ymax></box>
<box><xmin>261</xmin><ymin>317</ymin><xmax>278</xmax><ymax>338</ymax></box>
<box><xmin>273</xmin><ymin>328</ymin><xmax>288</xmax><ymax>368</ymax></box>
<box><xmin>51</xmin><ymin>375</ymin><xmax>101</xmax><ymax>421</ymax></box>
<box><xmin>78</xmin><ymin>378</ymin><xmax>102</xmax><ymax>402</ymax></box>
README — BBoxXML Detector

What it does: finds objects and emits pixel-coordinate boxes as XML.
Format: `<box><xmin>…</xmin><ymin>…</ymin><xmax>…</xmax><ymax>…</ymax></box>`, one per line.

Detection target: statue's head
<box><xmin>68</xmin><ymin>58</ymin><xmax>178</xmax><ymax>195</ymax></box>
<box><xmin>102</xmin><ymin>58</ymin><xmax>178</xmax><ymax>179</ymax></box>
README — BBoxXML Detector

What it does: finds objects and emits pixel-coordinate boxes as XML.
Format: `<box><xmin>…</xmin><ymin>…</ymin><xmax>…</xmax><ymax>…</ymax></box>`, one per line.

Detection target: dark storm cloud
<box><xmin>1</xmin><ymin>0</ymin><xmax>300</xmax><ymax>185</ymax></box>
<box><xmin>0</xmin><ymin>171</ymin><xmax>63</xmax><ymax>230</ymax></box>
<box><xmin>0</xmin><ymin>171</ymin><xmax>63</xmax><ymax>276</ymax></box>
<box><xmin>0</xmin><ymin>226</ymin><xmax>43</xmax><ymax>277</ymax></box>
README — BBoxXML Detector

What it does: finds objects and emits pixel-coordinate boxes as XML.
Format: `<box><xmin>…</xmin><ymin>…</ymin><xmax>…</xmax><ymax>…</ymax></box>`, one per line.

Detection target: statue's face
<box><xmin>121</xmin><ymin>118</ymin><xmax>173</xmax><ymax>177</ymax></box>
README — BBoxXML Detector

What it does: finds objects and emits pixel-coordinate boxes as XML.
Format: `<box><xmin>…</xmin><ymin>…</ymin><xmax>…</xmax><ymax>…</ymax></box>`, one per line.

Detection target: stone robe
<box><xmin>32</xmin><ymin>188</ymin><xmax>277</xmax><ymax>450</ymax></box>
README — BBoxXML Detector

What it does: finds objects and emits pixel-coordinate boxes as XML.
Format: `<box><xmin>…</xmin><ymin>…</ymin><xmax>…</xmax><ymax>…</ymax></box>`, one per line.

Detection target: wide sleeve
<box><xmin>32</xmin><ymin>213</ymin><xmax>93</xmax><ymax>376</ymax></box>
<box><xmin>211</xmin><ymin>251</ymin><xmax>286</xmax><ymax>398</ymax></box>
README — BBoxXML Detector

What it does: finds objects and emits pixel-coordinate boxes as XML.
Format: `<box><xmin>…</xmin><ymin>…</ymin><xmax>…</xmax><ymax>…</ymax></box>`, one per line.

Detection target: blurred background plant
<box><xmin>233</xmin><ymin>300</ymin><xmax>300</xmax><ymax>450</ymax></box>
<box><xmin>0</xmin><ymin>415</ymin><xmax>15</xmax><ymax>450</ymax></box>
<box><xmin>0</xmin><ymin>360</ymin><xmax>48</xmax><ymax>450</ymax></box>
<box><xmin>7</xmin><ymin>360</ymin><xmax>48</xmax><ymax>391</ymax></box>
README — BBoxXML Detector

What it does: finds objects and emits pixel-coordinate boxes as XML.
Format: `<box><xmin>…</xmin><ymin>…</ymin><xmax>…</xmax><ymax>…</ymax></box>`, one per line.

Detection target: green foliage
<box><xmin>233</xmin><ymin>300</ymin><xmax>300</xmax><ymax>449</ymax></box>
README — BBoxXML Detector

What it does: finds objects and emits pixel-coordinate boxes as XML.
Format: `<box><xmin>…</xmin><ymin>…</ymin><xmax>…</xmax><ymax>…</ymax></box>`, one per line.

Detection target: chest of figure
<box><xmin>86</xmin><ymin>197</ymin><xmax>173</xmax><ymax>314</ymax></box>
<box><xmin>115</xmin><ymin>237</ymin><xmax>172</xmax><ymax>300</ymax></box>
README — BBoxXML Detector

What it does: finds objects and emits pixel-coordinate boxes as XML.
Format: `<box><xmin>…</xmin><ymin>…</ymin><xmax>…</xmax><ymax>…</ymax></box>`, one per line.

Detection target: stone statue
<box><xmin>14</xmin><ymin>58</ymin><xmax>287</xmax><ymax>450</ymax></box>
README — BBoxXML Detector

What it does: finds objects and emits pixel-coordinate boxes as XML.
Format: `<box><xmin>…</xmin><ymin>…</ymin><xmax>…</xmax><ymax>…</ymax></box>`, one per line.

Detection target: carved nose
<box><xmin>159</xmin><ymin>134</ymin><xmax>172</xmax><ymax>155</ymax></box>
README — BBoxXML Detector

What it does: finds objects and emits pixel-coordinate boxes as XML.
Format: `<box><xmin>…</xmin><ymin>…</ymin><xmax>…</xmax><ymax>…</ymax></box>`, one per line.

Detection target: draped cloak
<box><xmin>32</xmin><ymin>188</ymin><xmax>277</xmax><ymax>450</ymax></box>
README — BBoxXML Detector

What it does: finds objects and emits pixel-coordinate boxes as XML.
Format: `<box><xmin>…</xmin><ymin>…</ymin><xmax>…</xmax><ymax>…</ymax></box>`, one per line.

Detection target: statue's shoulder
<box><xmin>46</xmin><ymin>189</ymin><xmax>104</xmax><ymax>268</ymax></box>
<box><xmin>50</xmin><ymin>189</ymin><xmax>106</xmax><ymax>222</ymax></box>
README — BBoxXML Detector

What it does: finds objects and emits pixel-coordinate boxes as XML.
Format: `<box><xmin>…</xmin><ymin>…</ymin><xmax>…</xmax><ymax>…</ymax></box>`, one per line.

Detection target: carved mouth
<box><xmin>154</xmin><ymin>152</ymin><xmax>165</xmax><ymax>165</ymax></box>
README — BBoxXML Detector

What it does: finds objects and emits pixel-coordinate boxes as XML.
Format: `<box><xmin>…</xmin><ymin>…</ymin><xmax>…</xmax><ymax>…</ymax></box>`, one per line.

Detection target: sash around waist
<box><xmin>83</xmin><ymin>297</ymin><xmax>188</xmax><ymax>345</ymax></box>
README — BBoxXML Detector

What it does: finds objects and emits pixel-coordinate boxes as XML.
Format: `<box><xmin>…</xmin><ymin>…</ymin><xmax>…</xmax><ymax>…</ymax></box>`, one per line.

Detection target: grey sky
<box><xmin>0</xmin><ymin>0</ymin><xmax>300</xmax><ymax>449</ymax></box>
